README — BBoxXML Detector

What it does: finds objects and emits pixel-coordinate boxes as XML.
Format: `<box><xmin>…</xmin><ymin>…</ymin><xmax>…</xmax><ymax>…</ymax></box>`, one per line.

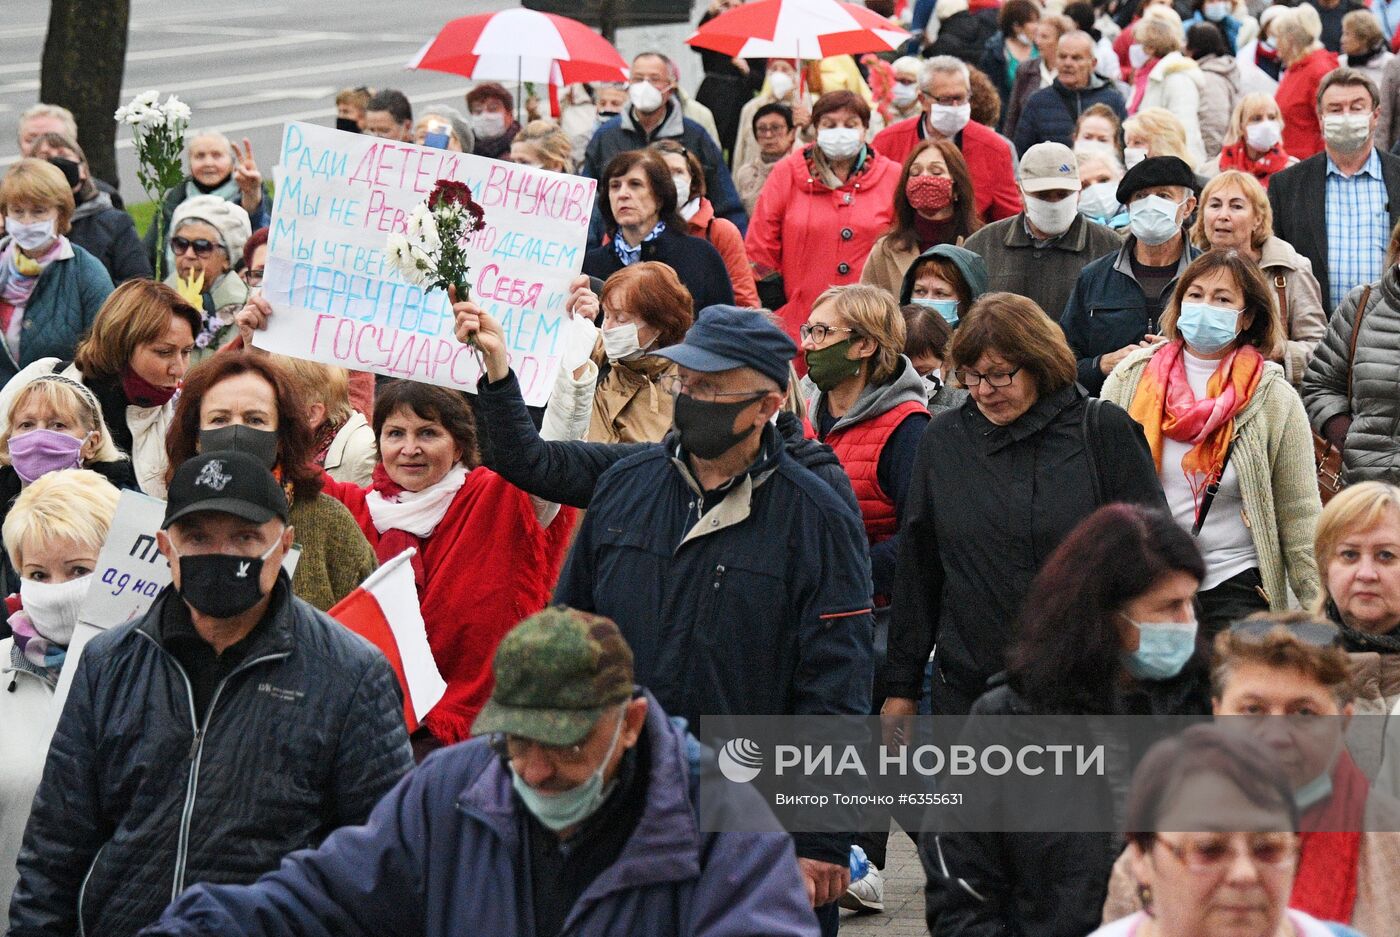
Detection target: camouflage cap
<box><xmin>473</xmin><ymin>606</ymin><xmax>635</xmax><ymax>747</ymax></box>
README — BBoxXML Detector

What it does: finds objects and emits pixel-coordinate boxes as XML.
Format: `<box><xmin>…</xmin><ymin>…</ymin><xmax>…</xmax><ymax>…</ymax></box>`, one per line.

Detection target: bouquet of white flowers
<box><xmin>114</xmin><ymin>90</ymin><xmax>191</xmax><ymax>280</ymax></box>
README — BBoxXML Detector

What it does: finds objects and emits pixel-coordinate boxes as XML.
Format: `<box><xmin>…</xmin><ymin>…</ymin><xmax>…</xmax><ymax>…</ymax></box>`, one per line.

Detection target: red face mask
<box><xmin>906</xmin><ymin>174</ymin><xmax>953</xmax><ymax>213</ymax></box>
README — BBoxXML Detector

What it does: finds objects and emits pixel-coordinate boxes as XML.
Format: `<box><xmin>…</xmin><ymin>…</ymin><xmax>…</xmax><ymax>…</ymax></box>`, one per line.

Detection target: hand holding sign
<box><xmin>565</xmin><ymin>274</ymin><xmax>598</xmax><ymax>322</ymax></box>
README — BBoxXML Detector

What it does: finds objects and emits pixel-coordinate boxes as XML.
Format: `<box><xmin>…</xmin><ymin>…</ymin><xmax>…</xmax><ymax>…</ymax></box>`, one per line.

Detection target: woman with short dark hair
<box><xmin>582</xmin><ymin>149</ymin><xmax>733</xmax><ymax>311</ymax></box>
<box><xmin>926</xmin><ymin>503</ymin><xmax>1210</xmax><ymax>937</ymax></box>
<box><xmin>885</xmin><ymin>293</ymin><xmax>1167</xmax><ymax>721</ymax></box>
<box><xmin>745</xmin><ymin>90</ymin><xmax>902</xmax><ymax>343</ymax></box>
<box><xmin>1103</xmin><ymin>249</ymin><xmax>1321</xmax><ymax>637</ymax></box>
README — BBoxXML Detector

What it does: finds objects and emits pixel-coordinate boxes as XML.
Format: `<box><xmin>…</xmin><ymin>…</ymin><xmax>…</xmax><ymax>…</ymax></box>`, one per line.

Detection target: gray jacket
<box><xmin>962</xmin><ymin>213</ymin><xmax>1123</xmax><ymax>321</ymax></box>
<box><xmin>1196</xmin><ymin>55</ymin><xmax>1241</xmax><ymax>160</ymax></box>
<box><xmin>1302</xmin><ymin>266</ymin><xmax>1400</xmax><ymax>485</ymax></box>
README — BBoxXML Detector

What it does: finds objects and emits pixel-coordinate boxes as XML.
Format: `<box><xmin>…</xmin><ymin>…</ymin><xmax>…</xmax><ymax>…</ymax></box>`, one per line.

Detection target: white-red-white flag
<box><xmin>330</xmin><ymin>549</ymin><xmax>445</xmax><ymax>732</ymax></box>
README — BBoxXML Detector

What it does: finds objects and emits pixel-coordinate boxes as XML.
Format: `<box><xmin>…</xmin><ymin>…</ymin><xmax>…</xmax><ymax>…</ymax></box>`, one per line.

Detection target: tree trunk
<box><xmin>39</xmin><ymin>0</ymin><xmax>131</xmax><ymax>188</ymax></box>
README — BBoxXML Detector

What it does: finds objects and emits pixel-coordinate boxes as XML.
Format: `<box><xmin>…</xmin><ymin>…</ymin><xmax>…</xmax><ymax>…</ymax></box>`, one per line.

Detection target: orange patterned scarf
<box><xmin>1128</xmin><ymin>340</ymin><xmax>1264</xmax><ymax>510</ymax></box>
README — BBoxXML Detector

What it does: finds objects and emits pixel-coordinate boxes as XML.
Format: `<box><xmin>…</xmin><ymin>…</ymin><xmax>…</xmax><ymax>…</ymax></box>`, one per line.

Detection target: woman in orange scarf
<box><xmin>1102</xmin><ymin>249</ymin><xmax>1322</xmax><ymax>639</ymax></box>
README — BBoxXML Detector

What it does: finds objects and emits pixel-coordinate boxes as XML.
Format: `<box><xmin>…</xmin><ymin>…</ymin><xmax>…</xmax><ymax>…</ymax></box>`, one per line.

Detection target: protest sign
<box><xmin>254</xmin><ymin>121</ymin><xmax>596</xmax><ymax>406</ymax></box>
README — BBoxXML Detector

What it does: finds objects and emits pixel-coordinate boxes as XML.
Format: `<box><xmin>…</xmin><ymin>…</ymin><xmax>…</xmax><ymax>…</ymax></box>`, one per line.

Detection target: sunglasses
<box><xmin>1228</xmin><ymin>618</ymin><xmax>1342</xmax><ymax>647</ymax></box>
<box><xmin>170</xmin><ymin>236</ymin><xmax>222</xmax><ymax>257</ymax></box>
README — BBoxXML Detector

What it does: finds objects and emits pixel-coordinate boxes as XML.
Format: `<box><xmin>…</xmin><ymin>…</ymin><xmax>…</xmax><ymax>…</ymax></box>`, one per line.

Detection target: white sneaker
<box><xmin>838</xmin><ymin>864</ymin><xmax>884</xmax><ymax>913</ymax></box>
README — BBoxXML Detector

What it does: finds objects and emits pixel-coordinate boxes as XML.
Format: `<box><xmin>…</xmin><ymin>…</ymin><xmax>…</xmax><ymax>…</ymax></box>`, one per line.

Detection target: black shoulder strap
<box><xmin>1192</xmin><ymin>434</ymin><xmax>1238</xmax><ymax>537</ymax></box>
<box><xmin>1082</xmin><ymin>396</ymin><xmax>1105</xmax><ymax>505</ymax></box>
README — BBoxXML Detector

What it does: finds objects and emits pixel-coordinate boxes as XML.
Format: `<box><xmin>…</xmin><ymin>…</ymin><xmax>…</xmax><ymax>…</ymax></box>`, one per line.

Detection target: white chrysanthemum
<box><xmin>134</xmin><ymin>90</ymin><xmax>160</xmax><ymax>107</ymax></box>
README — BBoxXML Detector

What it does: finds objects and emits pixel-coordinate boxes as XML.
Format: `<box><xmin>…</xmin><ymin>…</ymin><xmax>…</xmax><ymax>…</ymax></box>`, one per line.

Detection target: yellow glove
<box><xmin>175</xmin><ymin>269</ymin><xmax>205</xmax><ymax>306</ymax></box>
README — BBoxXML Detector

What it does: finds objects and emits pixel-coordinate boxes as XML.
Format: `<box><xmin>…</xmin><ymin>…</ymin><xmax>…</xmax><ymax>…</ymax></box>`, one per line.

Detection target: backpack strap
<box><xmin>1081</xmin><ymin>396</ymin><xmax>1105</xmax><ymax>505</ymax></box>
<box><xmin>1346</xmin><ymin>284</ymin><xmax>1372</xmax><ymax>406</ymax></box>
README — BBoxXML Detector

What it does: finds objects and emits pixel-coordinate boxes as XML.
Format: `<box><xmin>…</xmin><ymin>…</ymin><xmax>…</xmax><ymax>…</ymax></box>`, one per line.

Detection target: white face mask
<box><xmin>602</xmin><ymin>321</ymin><xmax>652</xmax><ymax>363</ymax></box>
<box><xmin>1128</xmin><ymin>194</ymin><xmax>1185</xmax><ymax>245</ymax></box>
<box><xmin>6</xmin><ymin>217</ymin><xmax>56</xmax><ymax>252</ymax></box>
<box><xmin>927</xmin><ymin>103</ymin><xmax>971</xmax><ymax>138</ymax></box>
<box><xmin>628</xmin><ymin>80</ymin><xmax>665</xmax><ymax>114</ymax></box>
<box><xmin>1323</xmin><ymin>113</ymin><xmax>1373</xmax><ymax>153</ymax></box>
<box><xmin>1124</xmin><ymin>146</ymin><xmax>1148</xmax><ymax>169</ymax></box>
<box><xmin>1078</xmin><ymin>180</ymin><xmax>1121</xmax><ymax>220</ymax></box>
<box><xmin>1128</xmin><ymin>43</ymin><xmax>1150</xmax><ymax>70</ymax></box>
<box><xmin>672</xmin><ymin>174</ymin><xmax>691</xmax><ymax>207</ymax></box>
<box><xmin>1024</xmin><ymin>191</ymin><xmax>1080</xmax><ymax>236</ymax></box>
<box><xmin>892</xmin><ymin>82</ymin><xmax>919</xmax><ymax>107</ymax></box>
<box><xmin>1244</xmin><ymin>119</ymin><xmax>1283</xmax><ymax>152</ymax></box>
<box><xmin>1203</xmin><ymin>0</ymin><xmax>1231</xmax><ymax>21</ymax></box>
<box><xmin>20</xmin><ymin>573</ymin><xmax>93</xmax><ymax>646</ymax></box>
<box><xmin>680</xmin><ymin>198</ymin><xmax>700</xmax><ymax>221</ymax></box>
<box><xmin>768</xmin><ymin>70</ymin><xmax>795</xmax><ymax>100</ymax></box>
<box><xmin>470</xmin><ymin>111</ymin><xmax>506</xmax><ymax>140</ymax></box>
<box><xmin>816</xmin><ymin>127</ymin><xmax>864</xmax><ymax>160</ymax></box>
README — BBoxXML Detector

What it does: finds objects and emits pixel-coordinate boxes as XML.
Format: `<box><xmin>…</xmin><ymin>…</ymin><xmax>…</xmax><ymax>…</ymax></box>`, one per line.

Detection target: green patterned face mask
<box><xmin>804</xmin><ymin>338</ymin><xmax>863</xmax><ymax>392</ymax></box>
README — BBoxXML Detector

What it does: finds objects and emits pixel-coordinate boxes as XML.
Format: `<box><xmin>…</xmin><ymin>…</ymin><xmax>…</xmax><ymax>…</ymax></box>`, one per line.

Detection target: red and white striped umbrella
<box><xmin>407</xmin><ymin>9</ymin><xmax>630</xmax><ymax>86</ymax></box>
<box><xmin>685</xmin><ymin>0</ymin><xmax>908</xmax><ymax>59</ymax></box>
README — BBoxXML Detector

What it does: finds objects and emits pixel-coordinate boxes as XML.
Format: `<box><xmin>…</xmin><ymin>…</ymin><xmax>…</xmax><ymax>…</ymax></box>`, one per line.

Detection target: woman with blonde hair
<box><xmin>1124</xmin><ymin>106</ymin><xmax>1198</xmax><ymax>171</ymax></box>
<box><xmin>1190</xmin><ymin>170</ymin><xmax>1326</xmax><ymax>384</ymax></box>
<box><xmin>0</xmin><ymin>159</ymin><xmax>112</xmax><ymax>383</ymax></box>
<box><xmin>1131</xmin><ymin>14</ymin><xmax>1207</xmax><ymax>167</ymax></box>
<box><xmin>508</xmin><ymin>119</ymin><xmax>573</xmax><ymax>172</ymax></box>
<box><xmin>1274</xmin><ymin>5</ymin><xmax>1337</xmax><ymax>159</ymax></box>
<box><xmin>273</xmin><ymin>356</ymin><xmax>376</xmax><ymax>487</ymax></box>
<box><xmin>0</xmin><ymin>469</ymin><xmax>120</xmax><ymax>925</ymax></box>
<box><xmin>1103</xmin><ymin>249</ymin><xmax>1320</xmax><ymax>636</ymax></box>
<box><xmin>1207</xmin><ymin>93</ymin><xmax>1298</xmax><ymax>183</ymax></box>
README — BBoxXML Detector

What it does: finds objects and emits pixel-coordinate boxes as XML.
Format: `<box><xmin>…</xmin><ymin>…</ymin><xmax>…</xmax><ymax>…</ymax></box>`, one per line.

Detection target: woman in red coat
<box><xmin>325</xmin><ymin>380</ymin><xmax>577</xmax><ymax>751</ymax></box>
<box><xmin>1275</xmin><ymin>11</ymin><xmax>1340</xmax><ymax>159</ymax></box>
<box><xmin>744</xmin><ymin>90</ymin><xmax>901</xmax><ymax>345</ymax></box>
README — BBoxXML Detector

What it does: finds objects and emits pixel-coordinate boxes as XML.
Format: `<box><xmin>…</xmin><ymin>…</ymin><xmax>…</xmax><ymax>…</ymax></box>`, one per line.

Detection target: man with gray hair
<box><xmin>1012</xmin><ymin>31</ymin><xmax>1126</xmax><ymax>154</ymax></box>
<box><xmin>872</xmin><ymin>56</ymin><xmax>1022</xmax><ymax>221</ymax></box>
<box><xmin>18</xmin><ymin>104</ymin><xmax>124</xmax><ymax>208</ymax></box>
<box><xmin>1269</xmin><ymin>66</ymin><xmax>1400</xmax><ymax>316</ymax></box>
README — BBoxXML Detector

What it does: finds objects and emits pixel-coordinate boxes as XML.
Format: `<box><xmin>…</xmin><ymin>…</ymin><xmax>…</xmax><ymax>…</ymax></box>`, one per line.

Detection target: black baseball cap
<box><xmin>653</xmin><ymin>305</ymin><xmax>796</xmax><ymax>389</ymax></box>
<box><xmin>163</xmin><ymin>451</ymin><xmax>290</xmax><ymax>529</ymax></box>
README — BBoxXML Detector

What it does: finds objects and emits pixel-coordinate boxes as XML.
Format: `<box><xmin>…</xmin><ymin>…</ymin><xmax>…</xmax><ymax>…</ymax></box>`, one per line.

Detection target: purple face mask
<box><xmin>9</xmin><ymin>428</ymin><xmax>86</xmax><ymax>484</ymax></box>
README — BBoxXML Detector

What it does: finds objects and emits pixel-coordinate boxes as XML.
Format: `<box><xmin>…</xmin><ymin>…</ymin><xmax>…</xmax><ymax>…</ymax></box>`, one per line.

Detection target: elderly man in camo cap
<box><xmin>141</xmin><ymin>606</ymin><xmax>819</xmax><ymax>937</ymax></box>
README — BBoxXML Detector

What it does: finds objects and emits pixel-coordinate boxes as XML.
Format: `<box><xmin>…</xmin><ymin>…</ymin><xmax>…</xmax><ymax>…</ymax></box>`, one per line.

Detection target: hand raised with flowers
<box><xmin>451</xmin><ymin>287</ymin><xmax>508</xmax><ymax>383</ymax></box>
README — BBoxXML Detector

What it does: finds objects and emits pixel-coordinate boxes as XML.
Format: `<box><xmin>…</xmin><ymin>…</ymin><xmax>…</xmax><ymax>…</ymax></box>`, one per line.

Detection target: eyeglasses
<box><xmin>755</xmin><ymin>123</ymin><xmax>790</xmax><ymax>137</ymax></box>
<box><xmin>1228</xmin><ymin>618</ymin><xmax>1342</xmax><ymax>648</ymax></box>
<box><xmin>953</xmin><ymin>366</ymin><xmax>1022</xmax><ymax>388</ymax></box>
<box><xmin>243</xmin><ymin>267</ymin><xmax>265</xmax><ymax>287</ymax></box>
<box><xmin>924</xmin><ymin>93</ymin><xmax>969</xmax><ymax>107</ymax></box>
<box><xmin>659</xmin><ymin>373</ymin><xmax>771</xmax><ymax>402</ymax></box>
<box><xmin>799</xmin><ymin>323</ymin><xmax>856</xmax><ymax>344</ymax></box>
<box><xmin>170</xmin><ymin>236</ymin><xmax>222</xmax><ymax>257</ymax></box>
<box><xmin>1159</xmin><ymin>833</ymin><xmax>1297</xmax><ymax>873</ymax></box>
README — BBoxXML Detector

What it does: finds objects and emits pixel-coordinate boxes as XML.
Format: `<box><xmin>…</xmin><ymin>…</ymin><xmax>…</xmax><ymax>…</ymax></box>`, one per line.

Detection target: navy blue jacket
<box><xmin>582</xmin><ymin>226</ymin><xmax>735</xmax><ymax>312</ymax></box>
<box><xmin>139</xmin><ymin>695</ymin><xmax>818</xmax><ymax>937</ymax></box>
<box><xmin>9</xmin><ymin>580</ymin><xmax>413</xmax><ymax>937</ymax></box>
<box><xmin>1013</xmin><ymin>78</ymin><xmax>1127</xmax><ymax>154</ymax></box>
<box><xmin>1059</xmin><ymin>236</ymin><xmax>1202</xmax><ymax>394</ymax></box>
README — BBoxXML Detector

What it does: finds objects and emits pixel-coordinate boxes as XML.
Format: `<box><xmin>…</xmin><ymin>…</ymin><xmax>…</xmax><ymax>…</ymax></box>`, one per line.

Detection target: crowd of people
<box><xmin>2</xmin><ymin>0</ymin><xmax>1400</xmax><ymax>933</ymax></box>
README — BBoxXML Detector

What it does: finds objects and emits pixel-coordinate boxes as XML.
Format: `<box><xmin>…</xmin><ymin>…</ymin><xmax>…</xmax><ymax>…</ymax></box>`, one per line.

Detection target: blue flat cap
<box><xmin>653</xmin><ymin>305</ymin><xmax>796</xmax><ymax>389</ymax></box>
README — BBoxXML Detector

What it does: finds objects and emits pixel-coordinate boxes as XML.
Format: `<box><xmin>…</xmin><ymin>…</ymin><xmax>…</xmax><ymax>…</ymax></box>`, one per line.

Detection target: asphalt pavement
<box><xmin>0</xmin><ymin>0</ymin><xmax>709</xmax><ymax>202</ymax></box>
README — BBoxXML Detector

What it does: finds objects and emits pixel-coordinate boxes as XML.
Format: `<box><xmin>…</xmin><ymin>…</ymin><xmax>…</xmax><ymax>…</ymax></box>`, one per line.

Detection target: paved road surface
<box><xmin>0</xmin><ymin>0</ymin><xmax>711</xmax><ymax>200</ymax></box>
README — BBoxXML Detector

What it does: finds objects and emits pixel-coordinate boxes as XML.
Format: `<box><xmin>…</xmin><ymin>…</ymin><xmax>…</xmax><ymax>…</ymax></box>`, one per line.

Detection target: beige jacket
<box><xmin>1103</xmin><ymin>345</ymin><xmax>1321</xmax><ymax>610</ymax></box>
<box><xmin>1258</xmin><ymin>236</ymin><xmax>1328</xmax><ymax>386</ymax></box>
<box><xmin>1141</xmin><ymin>52</ymin><xmax>1207</xmax><ymax>167</ymax></box>
<box><xmin>588</xmin><ymin>350</ymin><xmax>677</xmax><ymax>445</ymax></box>
<box><xmin>324</xmin><ymin>410</ymin><xmax>376</xmax><ymax>488</ymax></box>
<box><xmin>859</xmin><ymin>234</ymin><xmax>919</xmax><ymax>298</ymax></box>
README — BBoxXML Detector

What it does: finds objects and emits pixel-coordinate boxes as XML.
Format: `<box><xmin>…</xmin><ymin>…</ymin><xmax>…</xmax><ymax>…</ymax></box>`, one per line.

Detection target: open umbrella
<box><xmin>408</xmin><ymin>9</ymin><xmax>630</xmax><ymax>118</ymax></box>
<box><xmin>685</xmin><ymin>0</ymin><xmax>908</xmax><ymax>59</ymax></box>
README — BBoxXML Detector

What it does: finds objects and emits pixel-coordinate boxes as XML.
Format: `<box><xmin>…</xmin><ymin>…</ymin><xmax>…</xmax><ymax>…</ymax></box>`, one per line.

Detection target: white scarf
<box><xmin>365</xmin><ymin>464</ymin><xmax>469</xmax><ymax>537</ymax></box>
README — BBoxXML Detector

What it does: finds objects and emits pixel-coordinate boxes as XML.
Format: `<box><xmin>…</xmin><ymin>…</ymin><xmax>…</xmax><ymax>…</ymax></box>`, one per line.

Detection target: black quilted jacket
<box><xmin>7</xmin><ymin>577</ymin><xmax>413</xmax><ymax>937</ymax></box>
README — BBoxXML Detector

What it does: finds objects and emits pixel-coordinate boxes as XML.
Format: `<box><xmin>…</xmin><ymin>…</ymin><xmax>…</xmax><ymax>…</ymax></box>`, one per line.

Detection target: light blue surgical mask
<box><xmin>510</xmin><ymin>709</ymin><xmax>627</xmax><ymax>832</ymax></box>
<box><xmin>1128</xmin><ymin>194</ymin><xmax>1184</xmax><ymax>246</ymax></box>
<box><xmin>1123</xmin><ymin>618</ymin><xmax>1197</xmax><ymax>681</ymax></box>
<box><xmin>914</xmin><ymin>297</ymin><xmax>960</xmax><ymax>326</ymax></box>
<box><xmin>1177</xmin><ymin>302</ymin><xmax>1241</xmax><ymax>355</ymax></box>
<box><xmin>1295</xmin><ymin>770</ymin><xmax>1333</xmax><ymax>810</ymax></box>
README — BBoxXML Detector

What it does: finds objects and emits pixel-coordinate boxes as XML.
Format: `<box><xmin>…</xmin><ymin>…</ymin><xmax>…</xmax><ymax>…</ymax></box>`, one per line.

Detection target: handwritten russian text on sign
<box><xmin>255</xmin><ymin>122</ymin><xmax>596</xmax><ymax>406</ymax></box>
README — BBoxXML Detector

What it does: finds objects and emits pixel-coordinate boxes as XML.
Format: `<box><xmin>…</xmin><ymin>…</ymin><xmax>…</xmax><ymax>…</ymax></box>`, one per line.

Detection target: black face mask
<box><xmin>199</xmin><ymin>425</ymin><xmax>280</xmax><ymax>470</ymax></box>
<box><xmin>335</xmin><ymin>117</ymin><xmax>361</xmax><ymax>134</ymax></box>
<box><xmin>673</xmin><ymin>392</ymin><xmax>765</xmax><ymax>460</ymax></box>
<box><xmin>46</xmin><ymin>156</ymin><xmax>81</xmax><ymax>190</ymax></box>
<box><xmin>176</xmin><ymin>542</ymin><xmax>276</xmax><ymax>619</ymax></box>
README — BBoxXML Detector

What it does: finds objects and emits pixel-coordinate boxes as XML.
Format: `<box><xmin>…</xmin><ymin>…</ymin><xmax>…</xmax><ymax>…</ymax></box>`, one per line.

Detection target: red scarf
<box><xmin>120</xmin><ymin>367</ymin><xmax>178</xmax><ymax>407</ymax></box>
<box><xmin>1293</xmin><ymin>751</ymin><xmax>1367</xmax><ymax>925</ymax></box>
<box><xmin>1217</xmin><ymin>140</ymin><xmax>1291</xmax><ymax>187</ymax></box>
<box><xmin>369</xmin><ymin>463</ymin><xmax>431</xmax><ymax>587</ymax></box>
